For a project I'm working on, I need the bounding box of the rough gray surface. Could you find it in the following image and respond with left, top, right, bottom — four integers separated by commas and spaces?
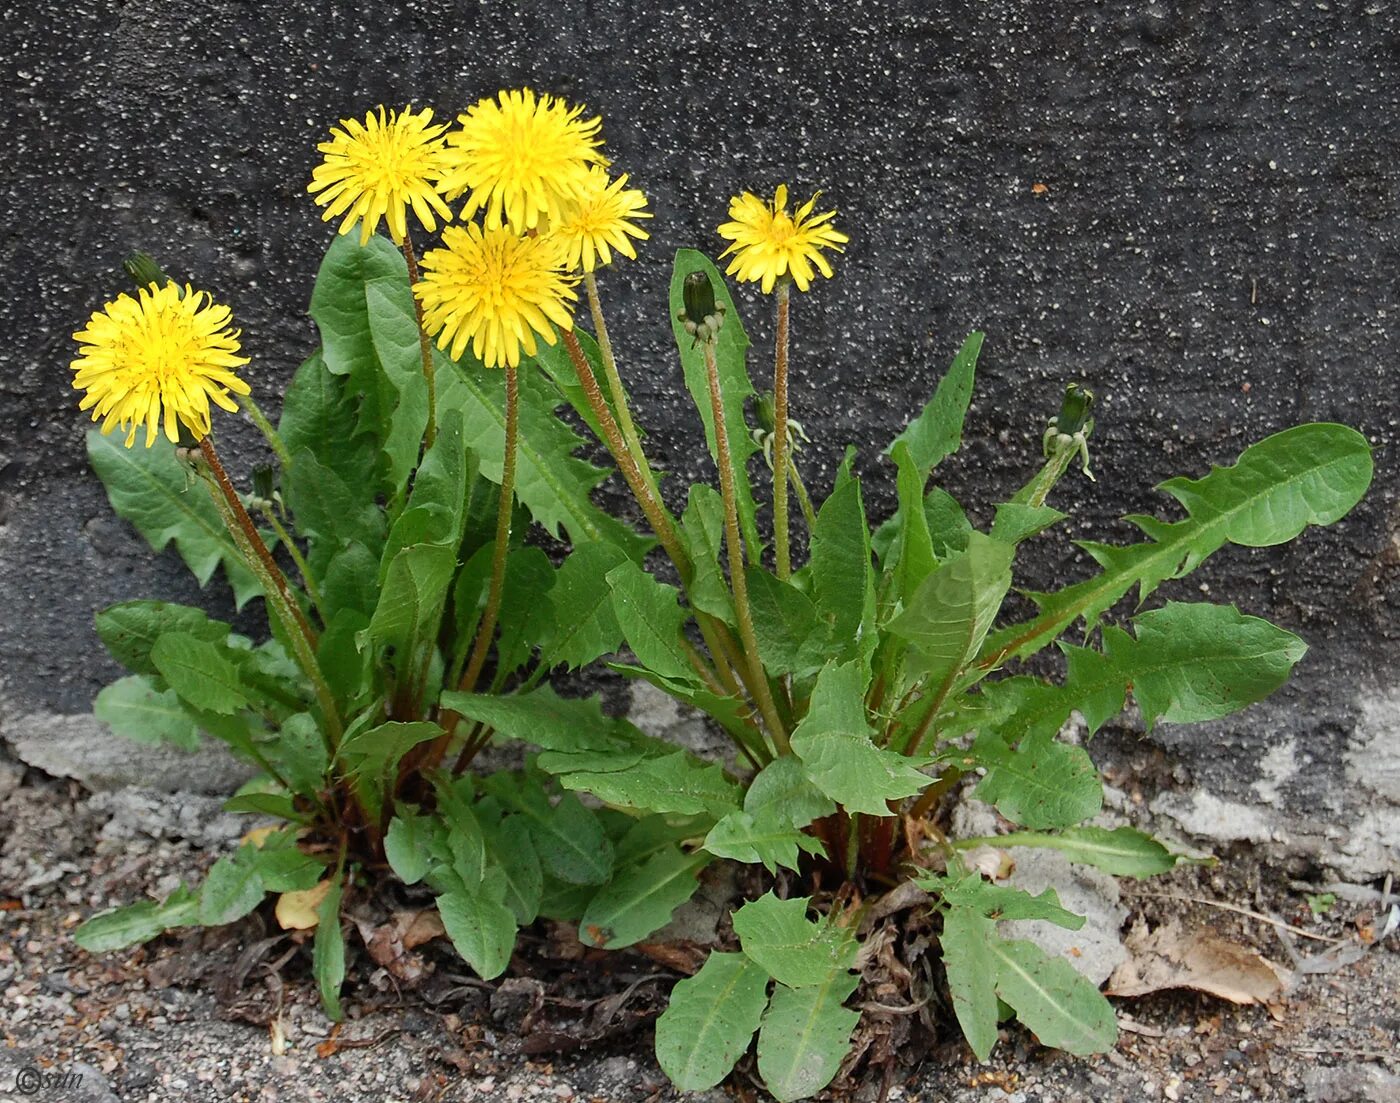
3, 3, 1397, 870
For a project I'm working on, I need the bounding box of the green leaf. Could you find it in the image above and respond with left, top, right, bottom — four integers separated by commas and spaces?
655, 952, 769, 1092
87, 431, 261, 608
888, 440, 939, 602
74, 885, 200, 953
732, 893, 857, 988
669, 249, 763, 559
756, 975, 861, 1103
198, 844, 268, 925
309, 234, 428, 502
939, 907, 1000, 1060
404, 407, 471, 549
265, 712, 329, 799
982, 423, 1374, 668
962, 826, 1196, 878
439, 352, 652, 560
970, 729, 1102, 829
987, 937, 1117, 1055
498, 790, 614, 887
95, 601, 231, 676
886, 332, 983, 478
320, 543, 380, 623
746, 568, 829, 677
278, 351, 376, 492
991, 502, 1067, 545
980, 602, 1308, 752
580, 848, 709, 948
606, 560, 696, 684
931, 868, 1085, 928
495, 547, 556, 677
439, 686, 657, 772
888, 531, 1014, 696
336, 721, 441, 782
94, 676, 201, 750
488, 816, 544, 925
252, 829, 326, 892
704, 809, 825, 872
283, 448, 386, 578
434, 776, 487, 890
313, 869, 346, 1021
808, 471, 876, 665
366, 542, 455, 695
560, 750, 742, 818
744, 756, 837, 829
384, 807, 436, 885
537, 542, 628, 671
437, 885, 517, 980
151, 633, 250, 716
681, 484, 735, 624
790, 662, 928, 815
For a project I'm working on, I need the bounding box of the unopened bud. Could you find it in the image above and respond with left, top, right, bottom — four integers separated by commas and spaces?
252, 464, 275, 503
682, 271, 717, 323
123, 252, 174, 292
1055, 383, 1094, 436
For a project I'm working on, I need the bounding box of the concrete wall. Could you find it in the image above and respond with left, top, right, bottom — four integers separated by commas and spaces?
4, 1, 1397, 875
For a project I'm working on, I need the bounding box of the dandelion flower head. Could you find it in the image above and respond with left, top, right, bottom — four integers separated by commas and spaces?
413, 222, 578, 369
308, 105, 454, 245
72, 282, 251, 448
717, 184, 849, 293
439, 88, 605, 233
551, 167, 652, 273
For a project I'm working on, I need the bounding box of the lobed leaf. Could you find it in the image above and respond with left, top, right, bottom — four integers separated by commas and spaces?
981, 423, 1373, 669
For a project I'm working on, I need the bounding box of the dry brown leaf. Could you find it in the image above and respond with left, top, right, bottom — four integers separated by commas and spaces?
1106, 918, 1292, 1005
275, 880, 332, 931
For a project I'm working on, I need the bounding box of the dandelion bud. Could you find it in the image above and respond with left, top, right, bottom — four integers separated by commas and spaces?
122, 252, 173, 292
253, 464, 276, 503
682, 271, 718, 326
1055, 383, 1095, 437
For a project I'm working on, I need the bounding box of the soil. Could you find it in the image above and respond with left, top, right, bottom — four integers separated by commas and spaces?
2, 751, 1397, 1103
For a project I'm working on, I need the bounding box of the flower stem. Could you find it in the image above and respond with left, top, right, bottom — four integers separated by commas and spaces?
702, 341, 789, 753
585, 271, 662, 506
772, 281, 792, 579
261, 507, 322, 615
1020, 438, 1077, 509
199, 439, 316, 652
238, 395, 292, 470
459, 363, 518, 694
400, 232, 437, 450
200, 458, 341, 751
562, 329, 689, 576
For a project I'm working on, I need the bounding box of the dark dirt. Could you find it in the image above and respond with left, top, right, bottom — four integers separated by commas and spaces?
3, 754, 1397, 1103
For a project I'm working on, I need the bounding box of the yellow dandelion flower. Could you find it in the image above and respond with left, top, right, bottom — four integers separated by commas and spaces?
438, 88, 605, 233
413, 223, 578, 369
717, 184, 850, 293
551, 167, 653, 273
72, 282, 251, 448
307, 105, 454, 246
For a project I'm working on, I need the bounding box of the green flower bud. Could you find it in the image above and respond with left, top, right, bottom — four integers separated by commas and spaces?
682, 271, 717, 323
1056, 383, 1095, 437
122, 251, 174, 292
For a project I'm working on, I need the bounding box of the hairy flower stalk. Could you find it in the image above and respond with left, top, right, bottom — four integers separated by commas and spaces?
718, 186, 846, 578
460, 364, 520, 695
695, 323, 789, 751
399, 231, 438, 447
197, 440, 342, 751
772, 280, 793, 578
561, 330, 687, 573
